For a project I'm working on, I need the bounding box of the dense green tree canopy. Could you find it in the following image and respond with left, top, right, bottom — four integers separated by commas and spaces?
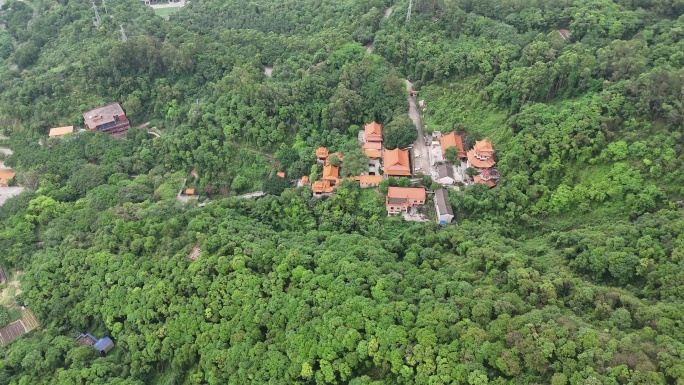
0, 0, 683, 383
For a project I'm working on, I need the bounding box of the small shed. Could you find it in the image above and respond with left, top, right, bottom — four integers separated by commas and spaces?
185, 188, 196, 195
94, 337, 115, 356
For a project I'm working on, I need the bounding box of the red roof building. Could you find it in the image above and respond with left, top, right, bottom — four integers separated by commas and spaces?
440, 132, 466, 158
82, 103, 130, 135
301, 176, 309, 185
277, 171, 286, 179
322, 165, 340, 182
316, 147, 329, 161
386, 187, 426, 214
467, 140, 496, 168
383, 148, 411, 177
365, 122, 383, 143
312, 180, 337, 195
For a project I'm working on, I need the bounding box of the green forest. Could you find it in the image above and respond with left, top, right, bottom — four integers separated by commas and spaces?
0, 0, 683, 383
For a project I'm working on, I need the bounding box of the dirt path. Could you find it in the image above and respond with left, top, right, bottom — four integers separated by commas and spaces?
264, 67, 273, 77
365, 43, 373, 53
233, 143, 281, 168
384, 7, 393, 18
406, 80, 430, 173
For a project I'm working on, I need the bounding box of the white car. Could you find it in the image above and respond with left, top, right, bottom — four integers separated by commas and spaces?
415, 154, 421, 157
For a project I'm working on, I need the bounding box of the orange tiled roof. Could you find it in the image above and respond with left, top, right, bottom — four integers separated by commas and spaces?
323, 165, 339, 181
440, 132, 466, 158
312, 180, 337, 193
48, 126, 74, 137
301, 176, 309, 185
473, 175, 497, 187
467, 140, 496, 168
0, 170, 16, 185
383, 148, 411, 176
387, 187, 426, 200
185, 188, 196, 195
364, 149, 382, 159
316, 147, 329, 159
355, 175, 383, 186
362, 141, 382, 150
277, 171, 286, 179
365, 122, 383, 142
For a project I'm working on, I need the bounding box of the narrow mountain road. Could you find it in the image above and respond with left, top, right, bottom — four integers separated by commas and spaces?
406, 80, 430, 173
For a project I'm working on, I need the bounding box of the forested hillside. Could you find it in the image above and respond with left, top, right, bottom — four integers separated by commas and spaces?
0, 0, 683, 384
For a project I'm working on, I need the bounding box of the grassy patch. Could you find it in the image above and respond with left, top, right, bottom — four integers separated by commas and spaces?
153, 7, 183, 20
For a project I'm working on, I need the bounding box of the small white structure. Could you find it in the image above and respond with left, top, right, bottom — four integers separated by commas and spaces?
434, 188, 454, 225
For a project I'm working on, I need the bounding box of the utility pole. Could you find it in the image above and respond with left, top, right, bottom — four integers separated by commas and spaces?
92, 2, 101, 26
119, 25, 128, 42
406, 0, 413, 23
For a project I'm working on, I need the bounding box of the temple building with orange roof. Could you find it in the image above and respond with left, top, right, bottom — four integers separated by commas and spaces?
277, 171, 286, 179
364, 122, 383, 143
312, 180, 337, 196
322, 165, 340, 182
473, 168, 500, 188
316, 147, 329, 163
301, 176, 309, 185
383, 148, 411, 177
467, 140, 496, 169
386, 187, 426, 214
440, 132, 466, 159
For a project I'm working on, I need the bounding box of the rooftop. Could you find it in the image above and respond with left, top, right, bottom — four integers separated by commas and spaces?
440, 132, 466, 158
316, 147, 329, 159
467, 139, 496, 168
473, 175, 497, 187
0, 170, 15, 185
48, 126, 74, 137
82, 103, 127, 130
323, 165, 340, 181
354, 175, 383, 185
434, 188, 453, 216
387, 186, 426, 201
312, 180, 336, 194
383, 148, 411, 176
301, 176, 309, 185
364, 149, 382, 158
436, 163, 454, 179
364, 121, 383, 141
